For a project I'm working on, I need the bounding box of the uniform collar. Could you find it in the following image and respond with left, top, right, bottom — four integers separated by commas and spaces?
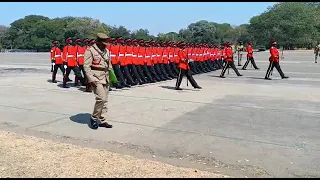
93, 44, 106, 53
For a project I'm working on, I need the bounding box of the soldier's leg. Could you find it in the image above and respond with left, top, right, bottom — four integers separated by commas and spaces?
121, 65, 136, 86
113, 64, 129, 88
170, 62, 179, 75
52, 64, 59, 83
264, 62, 274, 80
91, 83, 112, 128
72, 66, 85, 86
229, 61, 242, 76
63, 67, 72, 88
242, 57, 250, 70
273, 62, 288, 79
131, 65, 145, 84
160, 64, 172, 80
154, 64, 166, 81
136, 65, 147, 83
186, 70, 201, 89
175, 68, 185, 90
189, 62, 197, 74
220, 62, 229, 78
206, 60, 215, 71
142, 65, 155, 83
148, 65, 161, 82
250, 57, 259, 69
165, 63, 177, 78
315, 53, 318, 63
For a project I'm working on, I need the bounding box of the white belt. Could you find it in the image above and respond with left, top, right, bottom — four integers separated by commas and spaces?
54, 55, 61, 57
138, 55, 143, 58
163, 55, 167, 57
132, 55, 137, 57
191, 54, 195, 56
169, 55, 173, 57
210, 54, 214, 56
174, 55, 178, 57
145, 56, 151, 58
110, 55, 116, 57
67, 55, 74, 57
126, 54, 132, 57
156, 55, 160, 57
119, 54, 124, 57
187, 54, 191, 56
77, 54, 84, 57
152, 55, 156, 57
200, 54, 203, 56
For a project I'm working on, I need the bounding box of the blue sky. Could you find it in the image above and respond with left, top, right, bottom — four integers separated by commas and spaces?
0, 2, 276, 35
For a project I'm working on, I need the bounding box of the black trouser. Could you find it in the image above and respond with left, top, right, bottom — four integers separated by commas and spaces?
154, 64, 166, 80
170, 62, 179, 76
147, 65, 161, 81
121, 65, 136, 85
195, 61, 203, 73
189, 62, 199, 74
175, 68, 200, 89
63, 66, 85, 87
265, 61, 285, 78
52, 64, 65, 82
164, 63, 177, 78
142, 64, 155, 82
128, 64, 143, 83
220, 61, 241, 77
159, 64, 171, 79
242, 57, 259, 69
113, 63, 128, 86
77, 65, 87, 85
205, 60, 215, 71
136, 65, 147, 83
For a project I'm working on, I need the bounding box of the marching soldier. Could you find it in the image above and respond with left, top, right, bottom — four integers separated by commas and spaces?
220, 42, 242, 78
132, 39, 147, 84
236, 41, 244, 66
83, 33, 113, 129
74, 38, 87, 86
50, 40, 65, 83
314, 42, 320, 63
175, 42, 202, 90
242, 41, 259, 70
109, 38, 131, 88
265, 40, 289, 80
62, 37, 85, 88
137, 40, 156, 83
145, 41, 161, 82
119, 38, 137, 86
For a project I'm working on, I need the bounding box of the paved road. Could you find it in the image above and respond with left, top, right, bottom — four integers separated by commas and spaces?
0, 50, 319, 178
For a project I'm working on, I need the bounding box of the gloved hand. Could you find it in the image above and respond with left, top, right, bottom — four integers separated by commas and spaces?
63, 62, 67, 69
276, 56, 279, 59
51, 60, 55, 66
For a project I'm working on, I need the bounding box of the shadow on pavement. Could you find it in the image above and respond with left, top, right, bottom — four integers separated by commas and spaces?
70, 113, 97, 130
160, 85, 176, 90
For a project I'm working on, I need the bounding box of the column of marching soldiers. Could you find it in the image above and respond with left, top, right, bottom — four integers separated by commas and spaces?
50, 37, 288, 92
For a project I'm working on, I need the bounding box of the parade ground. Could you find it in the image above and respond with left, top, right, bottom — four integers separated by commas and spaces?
0, 50, 319, 178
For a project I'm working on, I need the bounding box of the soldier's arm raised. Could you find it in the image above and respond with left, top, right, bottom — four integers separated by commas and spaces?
83, 49, 95, 83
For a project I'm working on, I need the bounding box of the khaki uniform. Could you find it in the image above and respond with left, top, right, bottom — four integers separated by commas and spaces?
84, 44, 113, 120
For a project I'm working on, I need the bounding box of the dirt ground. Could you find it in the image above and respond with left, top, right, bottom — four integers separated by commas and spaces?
0, 131, 229, 178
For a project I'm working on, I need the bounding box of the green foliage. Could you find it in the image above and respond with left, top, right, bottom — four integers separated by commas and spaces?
2, 3, 320, 51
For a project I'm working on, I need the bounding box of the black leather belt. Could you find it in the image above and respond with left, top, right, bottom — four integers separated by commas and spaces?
91, 66, 107, 71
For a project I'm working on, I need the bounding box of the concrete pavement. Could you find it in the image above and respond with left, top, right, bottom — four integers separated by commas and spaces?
0, 50, 319, 178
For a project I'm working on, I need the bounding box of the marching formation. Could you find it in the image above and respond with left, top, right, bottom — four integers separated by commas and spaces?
50, 36, 289, 92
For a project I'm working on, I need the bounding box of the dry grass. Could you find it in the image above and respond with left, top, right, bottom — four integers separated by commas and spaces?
0, 131, 229, 178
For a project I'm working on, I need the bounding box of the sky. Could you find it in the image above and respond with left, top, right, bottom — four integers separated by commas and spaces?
0, 2, 277, 36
